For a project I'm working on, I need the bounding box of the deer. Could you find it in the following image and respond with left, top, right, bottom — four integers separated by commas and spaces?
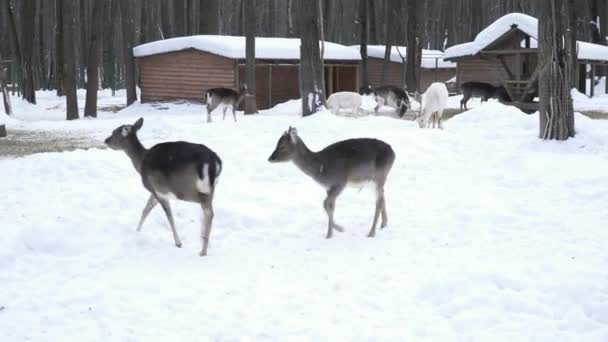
460, 81, 511, 111
104, 117, 222, 256
205, 83, 250, 123
415, 82, 449, 129
369, 85, 410, 118
268, 127, 396, 239
326, 91, 362, 116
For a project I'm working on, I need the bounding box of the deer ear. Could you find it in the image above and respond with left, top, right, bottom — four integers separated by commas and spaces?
133, 117, 144, 131
288, 127, 298, 142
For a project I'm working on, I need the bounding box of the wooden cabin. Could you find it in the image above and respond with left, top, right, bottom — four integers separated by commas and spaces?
444, 13, 608, 110
353, 45, 457, 92
133, 36, 360, 109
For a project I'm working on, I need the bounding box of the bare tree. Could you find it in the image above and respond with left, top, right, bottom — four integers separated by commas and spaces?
84, 0, 108, 118
120, 0, 137, 106
61, 0, 79, 120
20, 0, 36, 103
381, 0, 396, 84
298, 0, 325, 116
359, 0, 369, 89
405, 0, 422, 92
244, 0, 257, 114
538, 0, 575, 140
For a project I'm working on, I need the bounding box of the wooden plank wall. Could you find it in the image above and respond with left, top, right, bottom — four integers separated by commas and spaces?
139, 49, 235, 103
367, 58, 456, 91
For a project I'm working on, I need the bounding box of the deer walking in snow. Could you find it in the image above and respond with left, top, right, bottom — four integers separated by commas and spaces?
326, 91, 362, 116
268, 127, 396, 238
460, 81, 511, 111
205, 84, 250, 123
416, 82, 449, 129
105, 118, 222, 256
361, 85, 410, 118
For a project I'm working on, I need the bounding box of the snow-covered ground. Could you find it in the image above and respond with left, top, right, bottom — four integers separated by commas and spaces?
1, 90, 608, 341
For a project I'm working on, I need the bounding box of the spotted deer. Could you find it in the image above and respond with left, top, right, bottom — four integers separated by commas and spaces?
268, 127, 396, 238
205, 84, 250, 123
105, 118, 222, 256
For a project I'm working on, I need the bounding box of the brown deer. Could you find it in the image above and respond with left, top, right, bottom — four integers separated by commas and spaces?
268, 127, 396, 238
105, 118, 222, 256
205, 84, 250, 123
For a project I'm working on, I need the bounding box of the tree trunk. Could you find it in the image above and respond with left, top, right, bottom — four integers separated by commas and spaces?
405, 0, 419, 92
62, 0, 79, 120
538, 0, 575, 140
1, 66, 12, 115
359, 0, 369, 89
298, 0, 325, 116
21, 0, 37, 103
381, 0, 395, 84
84, 0, 107, 118
55, 0, 64, 96
244, 0, 257, 114
120, 0, 138, 106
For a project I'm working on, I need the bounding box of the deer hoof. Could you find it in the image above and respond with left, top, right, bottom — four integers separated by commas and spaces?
199, 251, 207, 257
175, 242, 182, 248
367, 232, 376, 238
325, 233, 333, 239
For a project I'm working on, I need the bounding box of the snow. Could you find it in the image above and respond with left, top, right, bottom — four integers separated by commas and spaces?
445, 13, 608, 63
2, 90, 608, 341
133, 35, 361, 61
351, 45, 456, 69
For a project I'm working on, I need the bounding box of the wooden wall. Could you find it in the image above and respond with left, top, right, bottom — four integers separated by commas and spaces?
366, 58, 456, 91
138, 49, 235, 102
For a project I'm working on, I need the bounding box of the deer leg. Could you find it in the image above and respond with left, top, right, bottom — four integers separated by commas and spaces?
206, 105, 212, 123
222, 106, 228, 120
156, 195, 182, 248
232, 105, 237, 122
438, 110, 444, 130
199, 193, 214, 256
136, 194, 158, 232
324, 185, 344, 239
369, 188, 385, 237
374, 98, 384, 114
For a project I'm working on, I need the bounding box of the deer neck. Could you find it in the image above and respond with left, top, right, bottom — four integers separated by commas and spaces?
124, 136, 148, 174
292, 138, 323, 181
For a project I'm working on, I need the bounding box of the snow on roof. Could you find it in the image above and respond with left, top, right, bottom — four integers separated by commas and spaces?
445, 13, 608, 63
351, 45, 456, 69
133, 35, 361, 61
444, 13, 538, 59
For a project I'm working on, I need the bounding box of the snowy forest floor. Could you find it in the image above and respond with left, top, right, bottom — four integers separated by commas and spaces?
1, 89, 608, 341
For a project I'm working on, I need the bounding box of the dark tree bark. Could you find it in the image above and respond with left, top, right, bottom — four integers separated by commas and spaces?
298, 0, 325, 116
244, 0, 257, 114
0, 65, 12, 115
120, 0, 138, 106
405, 0, 420, 92
538, 0, 575, 140
62, 0, 79, 120
55, 0, 64, 96
381, 0, 396, 84
359, 0, 369, 89
84, 0, 108, 118
20, 0, 36, 103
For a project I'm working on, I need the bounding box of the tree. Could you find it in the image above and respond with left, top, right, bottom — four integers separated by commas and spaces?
20, 0, 36, 103
84, 0, 108, 118
359, 0, 369, 89
381, 0, 396, 84
120, 0, 138, 106
405, 0, 423, 92
538, 0, 575, 140
243, 0, 257, 114
298, 0, 325, 116
61, 0, 79, 120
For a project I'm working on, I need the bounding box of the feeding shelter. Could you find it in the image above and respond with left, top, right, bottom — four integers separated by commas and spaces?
444, 13, 608, 111
133, 35, 361, 109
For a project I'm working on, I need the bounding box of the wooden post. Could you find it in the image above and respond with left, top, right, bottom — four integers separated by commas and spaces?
268, 65, 272, 108
328, 65, 334, 94
0, 124, 6, 138
434, 58, 438, 82
590, 64, 595, 98
578, 64, 587, 94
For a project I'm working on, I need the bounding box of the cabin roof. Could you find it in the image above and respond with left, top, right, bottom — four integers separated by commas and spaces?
133, 35, 361, 61
444, 13, 608, 63
350, 45, 456, 69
